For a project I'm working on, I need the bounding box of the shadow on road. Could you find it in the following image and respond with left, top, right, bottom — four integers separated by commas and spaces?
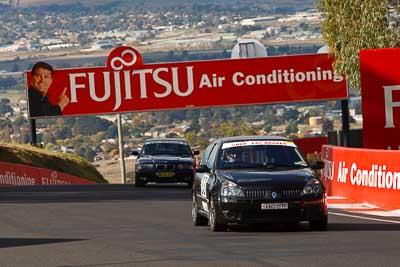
0, 184, 192, 203
226, 222, 400, 233
326, 222, 400, 231
227, 223, 310, 233
0, 238, 86, 248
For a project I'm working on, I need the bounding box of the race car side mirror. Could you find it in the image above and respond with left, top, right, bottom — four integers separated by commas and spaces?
195, 165, 210, 173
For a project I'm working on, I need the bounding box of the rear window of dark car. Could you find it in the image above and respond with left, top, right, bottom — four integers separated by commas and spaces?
142, 142, 192, 156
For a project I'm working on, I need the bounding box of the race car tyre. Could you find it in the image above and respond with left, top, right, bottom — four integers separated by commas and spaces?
135, 177, 146, 187
192, 193, 208, 226
209, 198, 227, 232
309, 215, 328, 231
284, 222, 299, 231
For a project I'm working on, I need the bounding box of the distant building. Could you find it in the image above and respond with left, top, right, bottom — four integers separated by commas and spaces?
309, 116, 323, 126
61, 145, 75, 154
278, 10, 323, 23
150, 37, 219, 49
92, 39, 123, 50
39, 38, 75, 50
101, 138, 117, 144
241, 16, 276, 26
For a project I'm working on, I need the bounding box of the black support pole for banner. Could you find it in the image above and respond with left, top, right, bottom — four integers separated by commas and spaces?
30, 119, 37, 146
341, 99, 350, 147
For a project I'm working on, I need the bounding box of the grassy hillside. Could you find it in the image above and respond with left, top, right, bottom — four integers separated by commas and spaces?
0, 142, 107, 183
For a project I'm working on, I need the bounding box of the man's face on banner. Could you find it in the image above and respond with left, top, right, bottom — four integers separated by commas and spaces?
31, 67, 53, 96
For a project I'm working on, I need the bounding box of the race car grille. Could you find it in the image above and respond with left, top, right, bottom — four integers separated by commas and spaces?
155, 164, 174, 170
243, 188, 267, 199
243, 188, 303, 199
282, 189, 303, 198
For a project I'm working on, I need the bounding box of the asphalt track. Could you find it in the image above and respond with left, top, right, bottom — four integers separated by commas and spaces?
0, 184, 399, 267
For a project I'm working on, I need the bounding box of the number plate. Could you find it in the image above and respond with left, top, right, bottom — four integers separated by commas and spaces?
157, 171, 174, 177
261, 203, 288, 210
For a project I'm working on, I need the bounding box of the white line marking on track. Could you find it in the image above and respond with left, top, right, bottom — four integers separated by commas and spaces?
328, 203, 378, 209
327, 196, 347, 200
329, 212, 400, 224
358, 210, 400, 217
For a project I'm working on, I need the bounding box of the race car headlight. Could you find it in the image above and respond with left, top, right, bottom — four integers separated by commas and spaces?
137, 164, 153, 170
221, 181, 244, 197
302, 178, 322, 195
177, 164, 194, 170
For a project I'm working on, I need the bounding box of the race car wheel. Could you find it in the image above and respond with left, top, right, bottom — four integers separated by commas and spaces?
135, 177, 146, 187
192, 193, 208, 226
309, 215, 328, 231
209, 198, 227, 232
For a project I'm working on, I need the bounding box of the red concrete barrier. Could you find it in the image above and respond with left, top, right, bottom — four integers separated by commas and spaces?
0, 162, 95, 186
321, 145, 400, 210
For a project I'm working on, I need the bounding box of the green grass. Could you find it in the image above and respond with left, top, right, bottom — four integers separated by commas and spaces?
0, 142, 108, 183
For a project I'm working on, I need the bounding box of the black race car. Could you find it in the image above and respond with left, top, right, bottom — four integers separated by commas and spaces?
132, 138, 199, 187
192, 136, 327, 232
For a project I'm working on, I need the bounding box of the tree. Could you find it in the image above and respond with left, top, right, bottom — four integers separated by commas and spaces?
264, 124, 273, 133
78, 33, 92, 46
107, 124, 118, 138
167, 51, 175, 61
285, 119, 298, 135
282, 109, 299, 123
239, 122, 256, 136
44, 143, 56, 150
132, 115, 141, 125
11, 63, 19, 72
185, 132, 197, 147
0, 98, 12, 115
43, 131, 57, 144
317, 0, 399, 90
14, 114, 26, 126
91, 131, 107, 143
219, 121, 237, 137
299, 22, 309, 31
0, 77, 17, 89
322, 118, 334, 134
189, 118, 201, 132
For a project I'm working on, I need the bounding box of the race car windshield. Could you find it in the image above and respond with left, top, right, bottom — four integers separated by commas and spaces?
142, 143, 192, 156
217, 144, 307, 170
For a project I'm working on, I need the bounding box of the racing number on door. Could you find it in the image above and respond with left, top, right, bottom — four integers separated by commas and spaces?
200, 174, 210, 198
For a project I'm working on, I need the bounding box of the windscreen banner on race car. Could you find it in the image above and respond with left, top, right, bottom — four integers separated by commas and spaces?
26, 46, 348, 119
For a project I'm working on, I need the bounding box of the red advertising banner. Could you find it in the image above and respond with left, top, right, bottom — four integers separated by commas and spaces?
0, 162, 95, 186
321, 145, 400, 210
26, 46, 347, 118
360, 48, 400, 149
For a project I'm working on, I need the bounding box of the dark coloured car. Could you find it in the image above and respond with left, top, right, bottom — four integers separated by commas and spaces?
132, 138, 199, 187
191, 136, 327, 232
